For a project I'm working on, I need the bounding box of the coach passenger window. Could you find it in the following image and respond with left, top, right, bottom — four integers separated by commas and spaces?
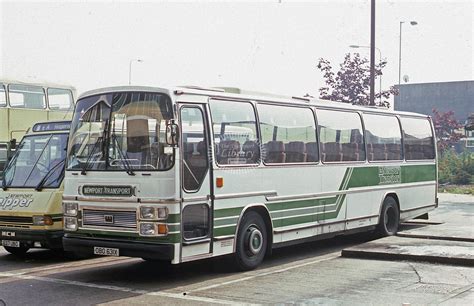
0, 85, 6, 107
48, 88, 73, 110
400, 117, 435, 160
8, 84, 46, 109
364, 114, 402, 161
258, 104, 318, 163
317, 109, 365, 162
209, 100, 259, 165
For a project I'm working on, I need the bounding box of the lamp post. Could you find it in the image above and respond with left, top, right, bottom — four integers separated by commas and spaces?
398, 21, 418, 85
350, 45, 382, 104
128, 59, 143, 85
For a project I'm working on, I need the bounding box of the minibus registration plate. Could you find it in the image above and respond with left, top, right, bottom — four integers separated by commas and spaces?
93, 246, 119, 256
2, 240, 20, 248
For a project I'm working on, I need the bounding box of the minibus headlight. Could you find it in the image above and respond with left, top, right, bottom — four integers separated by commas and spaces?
139, 222, 156, 236
139, 207, 156, 220
64, 217, 78, 231
33, 215, 53, 226
63, 202, 78, 216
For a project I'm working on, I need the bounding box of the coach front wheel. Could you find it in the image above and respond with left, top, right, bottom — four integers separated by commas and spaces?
234, 211, 268, 271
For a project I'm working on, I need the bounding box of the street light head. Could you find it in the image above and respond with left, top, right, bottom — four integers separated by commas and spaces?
349, 45, 360, 48
137, 59, 143, 63
410, 21, 418, 26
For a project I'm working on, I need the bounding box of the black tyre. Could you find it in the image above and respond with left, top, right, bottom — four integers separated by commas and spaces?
377, 196, 400, 236
4, 246, 29, 256
234, 211, 268, 271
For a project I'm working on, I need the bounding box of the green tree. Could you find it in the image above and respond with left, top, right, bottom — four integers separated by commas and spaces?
316, 53, 398, 107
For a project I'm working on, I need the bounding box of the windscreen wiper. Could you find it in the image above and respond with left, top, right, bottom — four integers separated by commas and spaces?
35, 159, 66, 191
110, 134, 135, 176
81, 136, 103, 175
1, 142, 25, 191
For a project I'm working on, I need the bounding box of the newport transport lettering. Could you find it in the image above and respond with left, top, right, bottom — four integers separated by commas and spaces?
82, 186, 134, 197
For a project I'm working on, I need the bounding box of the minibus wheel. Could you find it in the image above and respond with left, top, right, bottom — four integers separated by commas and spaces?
4, 246, 29, 256
377, 196, 400, 236
234, 211, 267, 271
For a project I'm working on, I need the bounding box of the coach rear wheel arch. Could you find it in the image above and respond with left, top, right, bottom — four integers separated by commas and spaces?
378, 196, 400, 236
234, 211, 268, 271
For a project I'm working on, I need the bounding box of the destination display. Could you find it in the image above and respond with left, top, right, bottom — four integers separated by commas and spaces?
82, 185, 134, 197
32, 121, 71, 132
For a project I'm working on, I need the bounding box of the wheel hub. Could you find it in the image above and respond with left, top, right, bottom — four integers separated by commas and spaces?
247, 226, 263, 255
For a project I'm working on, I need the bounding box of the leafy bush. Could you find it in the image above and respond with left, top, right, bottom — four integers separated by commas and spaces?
438, 149, 474, 185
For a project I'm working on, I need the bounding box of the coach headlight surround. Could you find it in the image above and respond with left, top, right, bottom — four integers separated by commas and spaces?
63, 202, 78, 216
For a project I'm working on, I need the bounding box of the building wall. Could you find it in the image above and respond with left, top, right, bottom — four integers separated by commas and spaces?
394, 80, 474, 153
394, 80, 474, 121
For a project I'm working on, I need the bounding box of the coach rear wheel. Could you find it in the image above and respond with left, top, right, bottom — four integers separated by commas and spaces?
378, 196, 400, 236
235, 211, 267, 271
4, 246, 29, 256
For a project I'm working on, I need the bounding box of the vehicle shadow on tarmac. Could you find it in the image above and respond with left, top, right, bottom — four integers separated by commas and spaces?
1, 223, 430, 290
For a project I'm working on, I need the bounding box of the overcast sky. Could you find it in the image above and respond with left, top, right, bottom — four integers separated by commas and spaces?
1, 0, 473, 101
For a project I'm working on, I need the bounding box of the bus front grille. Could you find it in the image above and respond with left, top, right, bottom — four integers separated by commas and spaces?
0, 216, 33, 225
82, 210, 137, 230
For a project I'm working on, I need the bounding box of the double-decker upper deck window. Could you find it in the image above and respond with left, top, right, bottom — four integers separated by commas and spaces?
258, 104, 318, 163
9, 84, 46, 109
401, 117, 435, 160
317, 109, 365, 162
364, 114, 402, 161
209, 100, 259, 165
0, 84, 6, 107
48, 88, 73, 110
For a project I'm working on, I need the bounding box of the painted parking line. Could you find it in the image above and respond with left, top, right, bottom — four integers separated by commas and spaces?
0, 272, 244, 305
0, 251, 340, 304
178, 251, 341, 294
0, 256, 137, 284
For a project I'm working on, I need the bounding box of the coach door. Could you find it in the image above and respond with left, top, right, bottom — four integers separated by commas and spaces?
179, 104, 213, 261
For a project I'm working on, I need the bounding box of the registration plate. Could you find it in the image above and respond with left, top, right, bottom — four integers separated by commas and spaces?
93, 246, 119, 256
2, 240, 20, 248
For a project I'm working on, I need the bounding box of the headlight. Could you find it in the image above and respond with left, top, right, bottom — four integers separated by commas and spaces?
139, 207, 156, 219
63, 202, 78, 216
139, 222, 156, 236
64, 217, 78, 231
33, 215, 54, 226
139, 206, 168, 220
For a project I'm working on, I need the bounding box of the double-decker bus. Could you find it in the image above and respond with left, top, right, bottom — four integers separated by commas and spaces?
0, 79, 76, 177
62, 86, 437, 270
1, 121, 71, 256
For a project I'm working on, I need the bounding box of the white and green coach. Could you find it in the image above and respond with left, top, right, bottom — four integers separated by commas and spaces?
62, 86, 437, 270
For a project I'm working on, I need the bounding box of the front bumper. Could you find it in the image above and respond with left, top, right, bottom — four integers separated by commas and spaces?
0, 228, 63, 249
63, 235, 174, 260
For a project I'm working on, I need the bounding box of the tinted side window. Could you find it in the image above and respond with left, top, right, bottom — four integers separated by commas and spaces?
209, 100, 259, 165
364, 114, 402, 161
317, 109, 365, 162
401, 117, 435, 160
258, 104, 318, 163
9, 84, 46, 109
0, 84, 6, 107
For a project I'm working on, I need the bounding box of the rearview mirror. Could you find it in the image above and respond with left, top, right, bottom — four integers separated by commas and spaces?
166, 121, 179, 146
9, 139, 16, 151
